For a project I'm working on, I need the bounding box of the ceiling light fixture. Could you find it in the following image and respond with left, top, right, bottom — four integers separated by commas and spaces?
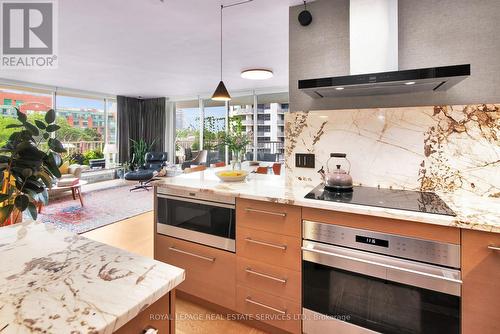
241, 69, 274, 80
405, 81, 416, 85
212, 0, 254, 101
335, 87, 345, 90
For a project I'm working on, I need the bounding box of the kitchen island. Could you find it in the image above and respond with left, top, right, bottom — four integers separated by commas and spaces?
0, 221, 185, 334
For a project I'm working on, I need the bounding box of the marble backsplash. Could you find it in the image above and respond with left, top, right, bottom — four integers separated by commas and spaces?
285, 104, 500, 197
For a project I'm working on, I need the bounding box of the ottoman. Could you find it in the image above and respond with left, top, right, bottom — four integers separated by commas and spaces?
124, 169, 156, 191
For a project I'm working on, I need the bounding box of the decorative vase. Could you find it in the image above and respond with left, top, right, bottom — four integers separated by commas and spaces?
231, 151, 242, 171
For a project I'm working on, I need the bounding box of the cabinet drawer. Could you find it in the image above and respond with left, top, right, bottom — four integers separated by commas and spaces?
155, 234, 236, 310
237, 226, 301, 271
237, 198, 301, 237
237, 257, 301, 303
236, 285, 301, 334
462, 230, 500, 334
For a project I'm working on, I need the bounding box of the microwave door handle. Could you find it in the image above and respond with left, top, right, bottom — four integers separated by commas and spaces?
157, 194, 235, 209
302, 246, 463, 285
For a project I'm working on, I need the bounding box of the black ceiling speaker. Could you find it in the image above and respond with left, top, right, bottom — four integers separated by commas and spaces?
298, 1, 312, 26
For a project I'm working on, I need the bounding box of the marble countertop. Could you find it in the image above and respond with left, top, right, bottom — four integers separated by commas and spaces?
0, 221, 185, 334
154, 168, 500, 234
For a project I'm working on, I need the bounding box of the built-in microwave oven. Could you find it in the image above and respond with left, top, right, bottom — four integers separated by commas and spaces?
156, 187, 236, 252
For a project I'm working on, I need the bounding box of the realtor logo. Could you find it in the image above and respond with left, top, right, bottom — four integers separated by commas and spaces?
1, 0, 58, 69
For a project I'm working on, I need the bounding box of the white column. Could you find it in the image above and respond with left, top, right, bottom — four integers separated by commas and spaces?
253, 92, 258, 161
225, 100, 229, 165
199, 97, 204, 151
165, 100, 176, 165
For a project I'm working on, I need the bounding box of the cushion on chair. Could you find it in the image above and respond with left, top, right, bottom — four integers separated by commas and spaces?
124, 170, 154, 181
144, 152, 168, 171
59, 161, 70, 174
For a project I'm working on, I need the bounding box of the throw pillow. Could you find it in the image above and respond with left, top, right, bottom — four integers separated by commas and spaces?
59, 161, 70, 175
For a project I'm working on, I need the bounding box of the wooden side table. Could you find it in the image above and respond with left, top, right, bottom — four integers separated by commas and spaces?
39, 180, 88, 213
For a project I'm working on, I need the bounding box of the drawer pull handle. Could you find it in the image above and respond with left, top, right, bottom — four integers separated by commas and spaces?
245, 208, 287, 217
246, 267, 287, 284
144, 327, 158, 334
488, 245, 500, 251
168, 246, 215, 262
245, 237, 287, 250
245, 297, 287, 315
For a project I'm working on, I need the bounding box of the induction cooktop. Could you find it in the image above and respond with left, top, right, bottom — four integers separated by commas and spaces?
305, 184, 456, 216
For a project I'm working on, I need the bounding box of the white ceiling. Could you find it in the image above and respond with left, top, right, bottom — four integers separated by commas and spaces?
0, 0, 301, 99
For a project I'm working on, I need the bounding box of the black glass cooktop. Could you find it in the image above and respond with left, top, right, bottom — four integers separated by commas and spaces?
305, 184, 456, 216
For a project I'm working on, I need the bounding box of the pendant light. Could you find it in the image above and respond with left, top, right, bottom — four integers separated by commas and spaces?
212, 5, 231, 101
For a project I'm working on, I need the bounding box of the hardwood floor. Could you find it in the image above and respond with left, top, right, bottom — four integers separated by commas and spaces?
82, 211, 154, 257
83, 211, 267, 334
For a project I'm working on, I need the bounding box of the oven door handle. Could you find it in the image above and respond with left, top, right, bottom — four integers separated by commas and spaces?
302, 246, 463, 285
157, 194, 235, 209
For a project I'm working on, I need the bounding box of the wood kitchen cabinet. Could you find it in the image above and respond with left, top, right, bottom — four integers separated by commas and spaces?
115, 292, 174, 334
235, 198, 302, 334
462, 229, 500, 334
155, 234, 236, 310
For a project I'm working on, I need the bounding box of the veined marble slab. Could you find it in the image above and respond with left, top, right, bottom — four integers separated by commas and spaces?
153, 168, 500, 233
284, 104, 500, 197
0, 221, 185, 334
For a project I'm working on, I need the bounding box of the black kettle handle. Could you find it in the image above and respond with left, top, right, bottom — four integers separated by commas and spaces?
330, 153, 347, 158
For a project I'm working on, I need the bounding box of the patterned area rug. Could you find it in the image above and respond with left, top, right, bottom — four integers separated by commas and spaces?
37, 185, 153, 234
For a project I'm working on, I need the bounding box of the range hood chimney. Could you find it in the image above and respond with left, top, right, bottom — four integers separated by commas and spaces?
299, 0, 470, 98
350, 0, 398, 75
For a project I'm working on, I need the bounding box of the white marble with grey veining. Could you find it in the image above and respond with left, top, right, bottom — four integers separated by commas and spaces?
154, 168, 500, 233
284, 104, 500, 197
0, 221, 185, 334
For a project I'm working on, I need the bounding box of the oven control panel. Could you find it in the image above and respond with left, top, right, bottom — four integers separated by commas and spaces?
302, 220, 460, 268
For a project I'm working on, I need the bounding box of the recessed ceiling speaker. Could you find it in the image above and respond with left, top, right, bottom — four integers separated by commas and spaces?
298, 1, 312, 26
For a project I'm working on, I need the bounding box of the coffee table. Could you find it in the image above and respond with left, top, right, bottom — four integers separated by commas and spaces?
38, 180, 88, 213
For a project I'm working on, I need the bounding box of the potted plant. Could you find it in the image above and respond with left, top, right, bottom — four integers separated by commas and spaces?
219, 117, 251, 170
0, 108, 66, 226
129, 138, 156, 170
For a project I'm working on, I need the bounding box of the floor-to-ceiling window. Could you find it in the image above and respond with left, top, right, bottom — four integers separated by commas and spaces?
254, 92, 288, 162
106, 98, 117, 145
174, 91, 288, 165
229, 95, 255, 161
55, 94, 106, 165
203, 100, 226, 165
175, 100, 201, 163
0, 86, 54, 147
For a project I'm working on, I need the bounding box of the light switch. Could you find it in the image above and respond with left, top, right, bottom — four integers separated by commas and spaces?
295, 153, 315, 168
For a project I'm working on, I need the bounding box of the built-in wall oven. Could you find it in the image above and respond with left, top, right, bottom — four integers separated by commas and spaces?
156, 188, 236, 252
302, 220, 462, 334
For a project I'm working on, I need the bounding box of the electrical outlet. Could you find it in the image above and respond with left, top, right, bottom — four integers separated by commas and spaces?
295, 153, 315, 168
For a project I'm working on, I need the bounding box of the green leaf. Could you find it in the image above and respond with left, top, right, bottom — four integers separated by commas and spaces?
43, 132, 50, 139
14, 194, 29, 211
45, 109, 56, 124
16, 108, 27, 123
25, 122, 39, 136
0, 193, 9, 203
38, 170, 53, 188
46, 124, 61, 132
0, 205, 14, 226
48, 138, 66, 153
26, 203, 38, 220
6, 123, 22, 129
34, 120, 46, 130
44, 152, 61, 178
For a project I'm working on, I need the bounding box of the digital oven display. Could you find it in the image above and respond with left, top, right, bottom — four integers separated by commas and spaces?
355, 235, 389, 247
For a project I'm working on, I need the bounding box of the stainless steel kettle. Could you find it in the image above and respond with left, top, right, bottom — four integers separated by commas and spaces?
318, 153, 353, 191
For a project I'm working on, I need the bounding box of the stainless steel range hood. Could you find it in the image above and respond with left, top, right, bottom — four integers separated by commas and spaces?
298, 0, 470, 98
298, 64, 471, 98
